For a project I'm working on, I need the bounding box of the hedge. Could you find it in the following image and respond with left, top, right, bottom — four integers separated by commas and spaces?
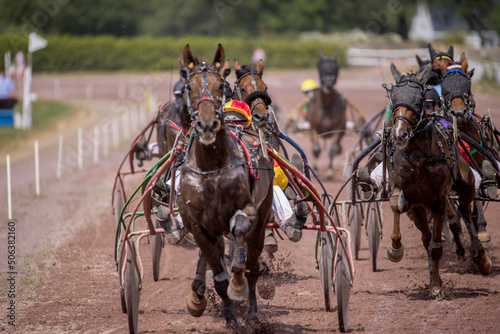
0, 33, 345, 72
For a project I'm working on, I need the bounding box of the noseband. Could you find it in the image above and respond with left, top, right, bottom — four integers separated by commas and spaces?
184, 62, 225, 122
234, 70, 272, 115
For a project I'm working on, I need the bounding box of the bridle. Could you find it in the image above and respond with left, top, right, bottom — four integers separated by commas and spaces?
233, 70, 272, 115
318, 59, 338, 88
183, 61, 225, 122
440, 68, 472, 115
390, 79, 426, 130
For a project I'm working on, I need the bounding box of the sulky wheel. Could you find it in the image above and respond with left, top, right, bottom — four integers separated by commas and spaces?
120, 287, 127, 314
114, 188, 125, 227
124, 241, 140, 334
335, 233, 351, 333
318, 231, 334, 311
367, 202, 381, 272
349, 203, 362, 260
149, 219, 164, 282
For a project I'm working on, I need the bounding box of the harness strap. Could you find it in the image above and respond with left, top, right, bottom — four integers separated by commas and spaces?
168, 122, 188, 135
229, 130, 255, 180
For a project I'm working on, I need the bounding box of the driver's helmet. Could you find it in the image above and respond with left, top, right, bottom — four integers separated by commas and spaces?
223, 100, 251, 126
301, 79, 318, 92
425, 88, 442, 108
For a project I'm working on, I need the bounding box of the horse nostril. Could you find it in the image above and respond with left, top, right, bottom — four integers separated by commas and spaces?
252, 113, 263, 122
210, 120, 220, 132
195, 121, 204, 133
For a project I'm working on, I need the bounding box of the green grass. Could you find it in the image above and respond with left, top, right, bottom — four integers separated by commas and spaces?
0, 100, 75, 151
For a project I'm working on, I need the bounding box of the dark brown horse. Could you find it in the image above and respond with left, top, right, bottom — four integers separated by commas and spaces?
308, 51, 347, 179
385, 63, 492, 298
439, 53, 498, 247
177, 44, 274, 329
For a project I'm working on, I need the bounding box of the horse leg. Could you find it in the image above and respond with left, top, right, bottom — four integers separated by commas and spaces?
424, 208, 445, 298
474, 201, 491, 248
244, 224, 267, 326
311, 129, 321, 171
446, 201, 465, 259
448, 212, 465, 259
456, 202, 492, 276
227, 205, 257, 302
186, 252, 208, 317
388, 191, 405, 262
190, 233, 238, 328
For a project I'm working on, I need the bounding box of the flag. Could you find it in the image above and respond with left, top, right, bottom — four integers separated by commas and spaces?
28, 33, 48, 53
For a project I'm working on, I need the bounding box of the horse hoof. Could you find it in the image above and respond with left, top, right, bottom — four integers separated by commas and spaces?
186, 292, 207, 317
478, 231, 492, 248
429, 286, 443, 300
387, 243, 404, 262
257, 276, 275, 300
477, 255, 493, 276
227, 277, 248, 302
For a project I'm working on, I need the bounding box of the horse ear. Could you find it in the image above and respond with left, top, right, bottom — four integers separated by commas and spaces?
222, 59, 231, 79
183, 44, 196, 71
178, 57, 185, 68
461, 57, 469, 73
459, 52, 466, 64
319, 50, 325, 59
332, 51, 339, 62
468, 68, 475, 79
417, 64, 432, 84
234, 59, 241, 72
447, 45, 454, 59
256, 59, 264, 76
390, 63, 403, 82
428, 43, 437, 61
212, 43, 225, 71
416, 55, 424, 67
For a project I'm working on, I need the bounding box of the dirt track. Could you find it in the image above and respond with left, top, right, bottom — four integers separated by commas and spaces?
1, 63, 499, 333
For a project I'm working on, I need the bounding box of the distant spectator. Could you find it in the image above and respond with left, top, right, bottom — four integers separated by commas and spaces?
0, 70, 18, 109
252, 47, 266, 65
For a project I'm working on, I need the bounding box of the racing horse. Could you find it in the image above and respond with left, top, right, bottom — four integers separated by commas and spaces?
177, 44, 274, 329
233, 59, 271, 130
385, 63, 492, 298
308, 51, 347, 179
438, 53, 499, 248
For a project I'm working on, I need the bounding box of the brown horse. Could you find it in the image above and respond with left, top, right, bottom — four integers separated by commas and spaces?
233, 60, 271, 130
177, 44, 274, 329
439, 53, 498, 247
428, 43, 454, 83
308, 51, 347, 179
385, 63, 492, 298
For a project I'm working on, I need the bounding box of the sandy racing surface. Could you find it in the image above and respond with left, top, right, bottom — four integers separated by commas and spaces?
1, 62, 499, 333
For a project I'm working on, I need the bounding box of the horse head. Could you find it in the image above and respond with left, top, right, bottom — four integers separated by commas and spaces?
233, 60, 270, 129
385, 63, 431, 149
439, 53, 474, 126
181, 43, 231, 145
318, 51, 339, 92
428, 43, 454, 82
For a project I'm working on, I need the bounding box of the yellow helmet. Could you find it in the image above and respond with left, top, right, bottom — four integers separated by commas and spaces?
301, 79, 318, 92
